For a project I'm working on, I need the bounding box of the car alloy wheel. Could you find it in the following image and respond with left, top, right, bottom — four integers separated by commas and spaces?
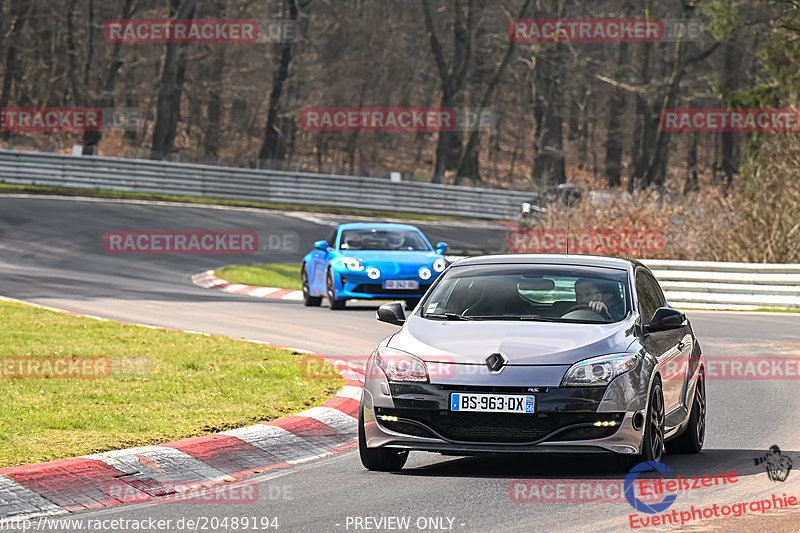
694, 373, 706, 446
301, 265, 322, 307
646, 382, 666, 462
327, 269, 346, 310
619, 379, 665, 470
667, 370, 705, 454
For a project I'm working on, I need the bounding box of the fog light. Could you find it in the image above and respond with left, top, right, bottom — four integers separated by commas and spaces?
379, 415, 398, 422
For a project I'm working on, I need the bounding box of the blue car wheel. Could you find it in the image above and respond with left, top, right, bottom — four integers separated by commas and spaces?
327, 269, 346, 310
302, 264, 322, 307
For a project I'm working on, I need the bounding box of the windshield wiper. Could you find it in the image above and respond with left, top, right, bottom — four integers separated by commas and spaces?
424, 313, 474, 321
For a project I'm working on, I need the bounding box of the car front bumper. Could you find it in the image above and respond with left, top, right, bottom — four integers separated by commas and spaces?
336, 270, 436, 299
361, 356, 654, 455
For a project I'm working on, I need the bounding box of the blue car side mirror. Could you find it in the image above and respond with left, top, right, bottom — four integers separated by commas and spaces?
436, 242, 448, 254
314, 240, 328, 251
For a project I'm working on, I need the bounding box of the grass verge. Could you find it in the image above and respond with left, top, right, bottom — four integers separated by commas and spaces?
0, 300, 341, 468
0, 183, 474, 222
215, 263, 302, 290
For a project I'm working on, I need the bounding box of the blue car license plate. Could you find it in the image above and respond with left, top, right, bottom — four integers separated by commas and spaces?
450, 393, 535, 413
383, 280, 419, 290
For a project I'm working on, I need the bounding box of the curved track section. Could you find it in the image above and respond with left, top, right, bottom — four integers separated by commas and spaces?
2, 195, 800, 532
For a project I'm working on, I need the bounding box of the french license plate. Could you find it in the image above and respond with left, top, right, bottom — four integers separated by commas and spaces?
383, 280, 419, 290
450, 393, 535, 413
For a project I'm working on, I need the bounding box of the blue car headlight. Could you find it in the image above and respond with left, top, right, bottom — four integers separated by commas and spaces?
432, 258, 447, 272
418, 267, 432, 280
342, 258, 365, 271
561, 353, 639, 386
367, 267, 381, 279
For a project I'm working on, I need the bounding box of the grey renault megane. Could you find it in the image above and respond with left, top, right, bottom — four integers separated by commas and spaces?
358, 254, 706, 471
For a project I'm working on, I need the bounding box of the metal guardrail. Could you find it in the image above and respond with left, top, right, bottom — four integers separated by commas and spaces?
443, 256, 800, 310
0, 150, 533, 220
643, 260, 800, 310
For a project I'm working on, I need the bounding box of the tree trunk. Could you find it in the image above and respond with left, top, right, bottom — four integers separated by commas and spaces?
719, 41, 738, 189
421, 0, 473, 183
532, 46, 566, 187
258, 0, 300, 162
82, 0, 136, 154
0, 0, 31, 139
604, 41, 628, 187
684, 129, 698, 193
454, 0, 531, 184
150, 0, 197, 160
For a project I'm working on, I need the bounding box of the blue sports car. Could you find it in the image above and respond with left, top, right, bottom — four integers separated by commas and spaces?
301, 223, 449, 310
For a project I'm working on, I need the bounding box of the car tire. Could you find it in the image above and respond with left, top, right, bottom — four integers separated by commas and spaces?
301, 265, 322, 307
404, 298, 421, 310
667, 370, 705, 454
617, 379, 666, 471
327, 269, 346, 310
358, 404, 408, 471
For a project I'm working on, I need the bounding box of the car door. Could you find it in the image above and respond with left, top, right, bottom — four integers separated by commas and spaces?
636, 269, 691, 418
311, 228, 336, 293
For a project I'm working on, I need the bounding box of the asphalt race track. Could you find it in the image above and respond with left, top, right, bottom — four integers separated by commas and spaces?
2, 195, 800, 532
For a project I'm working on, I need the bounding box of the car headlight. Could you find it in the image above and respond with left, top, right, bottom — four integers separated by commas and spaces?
561, 353, 639, 386
418, 267, 432, 280
432, 258, 447, 272
367, 267, 381, 279
343, 258, 364, 271
375, 347, 429, 382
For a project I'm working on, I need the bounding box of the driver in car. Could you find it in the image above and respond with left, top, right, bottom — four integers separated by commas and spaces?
574, 279, 624, 320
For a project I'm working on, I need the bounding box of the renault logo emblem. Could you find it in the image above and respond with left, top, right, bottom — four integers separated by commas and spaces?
485, 352, 508, 373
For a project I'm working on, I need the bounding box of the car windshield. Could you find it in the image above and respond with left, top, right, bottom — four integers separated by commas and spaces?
339, 229, 431, 251
422, 264, 631, 323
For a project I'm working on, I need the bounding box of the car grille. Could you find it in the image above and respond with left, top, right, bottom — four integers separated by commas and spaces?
547, 425, 621, 442
354, 284, 431, 295
376, 409, 623, 444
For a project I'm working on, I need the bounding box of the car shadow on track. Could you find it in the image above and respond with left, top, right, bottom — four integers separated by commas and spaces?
395, 448, 798, 481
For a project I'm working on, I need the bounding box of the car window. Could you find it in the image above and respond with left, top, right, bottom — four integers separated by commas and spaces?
326, 229, 337, 248
339, 229, 431, 251
635, 269, 661, 324
423, 264, 630, 323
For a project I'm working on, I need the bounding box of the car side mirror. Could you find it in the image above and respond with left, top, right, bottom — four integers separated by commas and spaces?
436, 242, 449, 254
377, 302, 406, 326
645, 307, 686, 333
314, 240, 328, 251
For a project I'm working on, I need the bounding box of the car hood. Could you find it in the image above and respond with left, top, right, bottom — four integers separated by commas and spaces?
389, 315, 636, 365
339, 250, 439, 265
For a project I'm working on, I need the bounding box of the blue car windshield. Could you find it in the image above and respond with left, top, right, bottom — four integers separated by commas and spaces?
339, 229, 431, 251
422, 265, 631, 323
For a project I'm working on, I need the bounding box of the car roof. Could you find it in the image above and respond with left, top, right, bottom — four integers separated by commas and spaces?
337, 222, 421, 231
453, 253, 640, 271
